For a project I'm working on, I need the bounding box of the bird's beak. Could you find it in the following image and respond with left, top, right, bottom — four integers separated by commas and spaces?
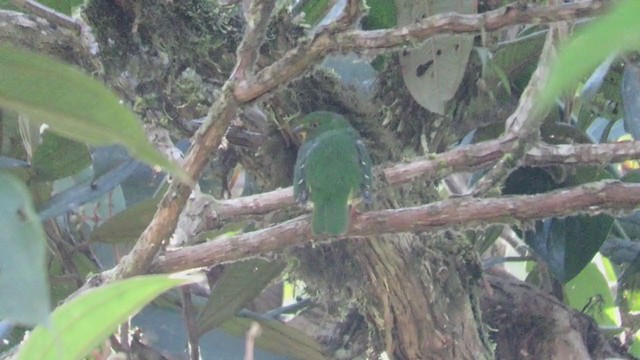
292, 125, 307, 142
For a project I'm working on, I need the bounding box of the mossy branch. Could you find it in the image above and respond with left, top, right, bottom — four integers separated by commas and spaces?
181, 139, 640, 235
234, 1, 606, 102
111, 0, 277, 279
152, 180, 640, 273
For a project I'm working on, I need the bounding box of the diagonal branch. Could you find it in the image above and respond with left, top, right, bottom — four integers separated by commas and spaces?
234, 0, 607, 102
11, 0, 80, 32
470, 22, 559, 195
110, 0, 277, 279
152, 180, 640, 273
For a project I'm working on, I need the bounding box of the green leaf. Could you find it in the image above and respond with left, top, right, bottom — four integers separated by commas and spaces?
539, 0, 640, 109
619, 245, 640, 312
297, 0, 332, 26
631, 331, 640, 358
221, 317, 327, 360
473, 224, 503, 254
197, 259, 285, 336
18, 273, 200, 360
49, 252, 98, 306
89, 196, 160, 243
524, 215, 613, 283
362, 0, 396, 30
565, 262, 619, 326
31, 131, 91, 181
494, 29, 546, 92
0, 172, 50, 326
0, 45, 190, 184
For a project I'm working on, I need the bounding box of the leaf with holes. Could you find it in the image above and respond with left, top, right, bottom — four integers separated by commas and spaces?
396, 0, 476, 114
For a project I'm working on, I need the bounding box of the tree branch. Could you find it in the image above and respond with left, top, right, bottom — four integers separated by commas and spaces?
110, 0, 277, 279
471, 23, 558, 195
176, 139, 640, 241
152, 180, 640, 273
0, 10, 97, 71
11, 0, 80, 32
385, 140, 640, 186
234, 0, 607, 102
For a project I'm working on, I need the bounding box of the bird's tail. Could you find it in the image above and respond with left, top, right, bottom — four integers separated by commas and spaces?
312, 193, 349, 236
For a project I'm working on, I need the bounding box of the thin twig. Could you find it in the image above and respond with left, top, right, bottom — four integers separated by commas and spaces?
181, 286, 200, 360
244, 322, 262, 360
384, 140, 640, 186
183, 139, 640, 236
472, 24, 557, 195
152, 180, 640, 273
231, 0, 277, 80
109, 0, 277, 280
234, 1, 607, 102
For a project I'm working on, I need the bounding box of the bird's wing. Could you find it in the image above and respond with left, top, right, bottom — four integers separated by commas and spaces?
354, 138, 373, 205
293, 141, 315, 204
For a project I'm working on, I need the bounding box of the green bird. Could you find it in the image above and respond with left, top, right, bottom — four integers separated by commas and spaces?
293, 111, 373, 235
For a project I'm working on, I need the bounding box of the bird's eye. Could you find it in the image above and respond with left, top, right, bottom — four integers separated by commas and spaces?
311, 122, 318, 128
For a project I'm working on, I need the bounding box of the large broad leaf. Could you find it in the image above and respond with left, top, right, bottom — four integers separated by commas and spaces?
619, 248, 640, 312
48, 252, 98, 306
18, 273, 200, 360
632, 331, 640, 359
565, 261, 619, 326
221, 316, 327, 360
524, 215, 613, 283
197, 259, 285, 336
0, 45, 190, 183
90, 196, 160, 243
494, 29, 546, 93
38, 159, 140, 220
0, 172, 50, 326
396, 0, 476, 114
31, 131, 91, 182
580, 55, 616, 104
539, 0, 640, 110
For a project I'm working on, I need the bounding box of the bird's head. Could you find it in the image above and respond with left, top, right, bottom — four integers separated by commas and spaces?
292, 111, 352, 142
